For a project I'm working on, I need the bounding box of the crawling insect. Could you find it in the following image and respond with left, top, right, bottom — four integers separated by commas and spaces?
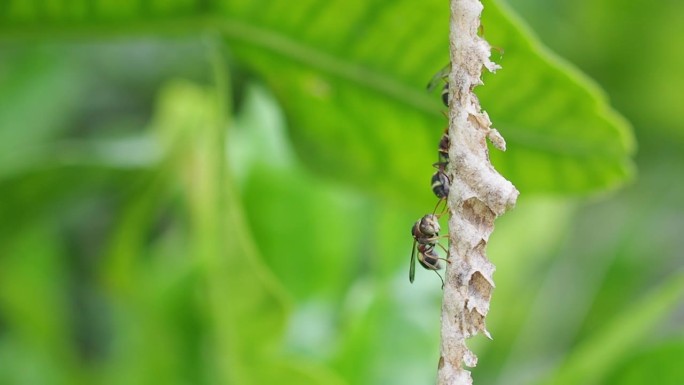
409, 214, 449, 285
432, 129, 451, 216
431, 165, 450, 216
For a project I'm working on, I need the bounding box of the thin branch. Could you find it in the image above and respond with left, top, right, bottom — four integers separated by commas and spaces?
437, 1, 519, 384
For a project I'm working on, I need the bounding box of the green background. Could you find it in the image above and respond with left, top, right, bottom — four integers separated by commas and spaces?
0, 0, 682, 384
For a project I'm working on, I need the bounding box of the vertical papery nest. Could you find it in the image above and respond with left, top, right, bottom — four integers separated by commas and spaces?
437, 1, 519, 384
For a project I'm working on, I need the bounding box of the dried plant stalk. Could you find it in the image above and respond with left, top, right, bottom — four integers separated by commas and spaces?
437, 1, 519, 384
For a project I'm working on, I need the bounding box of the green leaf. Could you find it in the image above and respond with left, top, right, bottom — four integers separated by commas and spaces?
217, 0, 635, 196
481, 0, 635, 194
0, 0, 634, 199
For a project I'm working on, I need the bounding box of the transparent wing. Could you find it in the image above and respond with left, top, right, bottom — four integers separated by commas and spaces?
426, 63, 451, 92
409, 240, 417, 283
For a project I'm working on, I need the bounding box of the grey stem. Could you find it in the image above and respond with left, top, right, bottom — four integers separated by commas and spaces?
436, 1, 519, 384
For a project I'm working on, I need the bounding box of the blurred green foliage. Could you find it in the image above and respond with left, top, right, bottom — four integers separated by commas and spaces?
0, 1, 682, 385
